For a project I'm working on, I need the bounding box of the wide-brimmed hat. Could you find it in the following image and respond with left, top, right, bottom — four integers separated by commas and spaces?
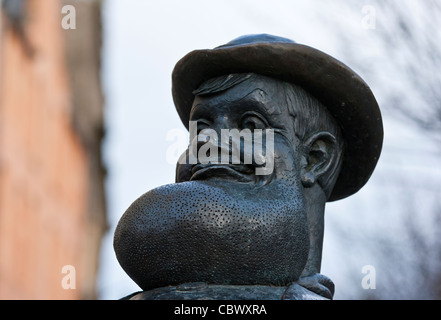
171, 34, 383, 201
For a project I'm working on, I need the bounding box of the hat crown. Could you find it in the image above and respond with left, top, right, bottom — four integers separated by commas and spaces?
216, 33, 296, 49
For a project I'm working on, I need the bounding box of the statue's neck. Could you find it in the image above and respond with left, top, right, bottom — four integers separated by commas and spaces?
301, 184, 326, 277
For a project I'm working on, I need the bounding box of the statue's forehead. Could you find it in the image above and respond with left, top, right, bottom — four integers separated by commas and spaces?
191, 77, 285, 116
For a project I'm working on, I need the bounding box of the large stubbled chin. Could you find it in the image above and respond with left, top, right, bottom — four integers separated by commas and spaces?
114, 180, 310, 291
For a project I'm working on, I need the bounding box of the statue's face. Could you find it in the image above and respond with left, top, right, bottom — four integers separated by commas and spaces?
183, 76, 303, 187
114, 76, 310, 291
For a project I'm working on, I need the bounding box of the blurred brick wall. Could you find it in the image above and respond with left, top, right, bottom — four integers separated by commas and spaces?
0, 0, 106, 299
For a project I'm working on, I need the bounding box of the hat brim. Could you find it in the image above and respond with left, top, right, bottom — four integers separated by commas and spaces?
171, 42, 383, 201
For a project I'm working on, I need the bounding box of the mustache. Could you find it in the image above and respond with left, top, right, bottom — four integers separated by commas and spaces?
176, 150, 275, 187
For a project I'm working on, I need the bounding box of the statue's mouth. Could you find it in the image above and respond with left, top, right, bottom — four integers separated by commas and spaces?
190, 163, 254, 182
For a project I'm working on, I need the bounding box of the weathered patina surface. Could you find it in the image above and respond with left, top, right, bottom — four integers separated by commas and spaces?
114, 34, 383, 300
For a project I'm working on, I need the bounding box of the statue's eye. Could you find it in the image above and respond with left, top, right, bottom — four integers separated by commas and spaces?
196, 120, 210, 133
241, 113, 268, 130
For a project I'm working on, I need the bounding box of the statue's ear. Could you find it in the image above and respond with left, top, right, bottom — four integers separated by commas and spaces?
300, 131, 339, 188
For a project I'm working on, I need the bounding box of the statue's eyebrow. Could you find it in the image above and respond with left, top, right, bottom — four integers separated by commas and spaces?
232, 89, 282, 116
189, 103, 209, 120
190, 88, 271, 119
225, 88, 268, 109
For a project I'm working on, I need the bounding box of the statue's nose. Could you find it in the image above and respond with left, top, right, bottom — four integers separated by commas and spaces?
194, 116, 232, 146
191, 120, 243, 164
196, 130, 219, 149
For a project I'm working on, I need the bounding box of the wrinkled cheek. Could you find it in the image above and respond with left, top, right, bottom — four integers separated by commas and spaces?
271, 135, 303, 182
